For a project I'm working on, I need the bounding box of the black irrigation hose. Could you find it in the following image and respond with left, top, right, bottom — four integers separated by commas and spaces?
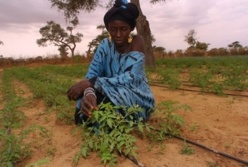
152, 128, 248, 166
147, 82, 248, 165
149, 82, 248, 98
117, 151, 145, 167
125, 132, 248, 167
173, 135, 248, 166
124, 127, 248, 166
122, 130, 248, 167
125, 155, 145, 167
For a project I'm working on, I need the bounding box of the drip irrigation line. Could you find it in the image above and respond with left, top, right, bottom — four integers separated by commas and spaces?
149, 82, 248, 98
152, 128, 248, 166
116, 150, 145, 167
123, 129, 248, 166
125, 155, 145, 167
173, 135, 248, 165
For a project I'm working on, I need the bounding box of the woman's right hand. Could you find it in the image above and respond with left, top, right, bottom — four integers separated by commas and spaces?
67, 79, 92, 101
81, 94, 98, 118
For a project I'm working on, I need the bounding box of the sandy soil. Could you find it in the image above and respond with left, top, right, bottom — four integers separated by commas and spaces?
3, 78, 248, 167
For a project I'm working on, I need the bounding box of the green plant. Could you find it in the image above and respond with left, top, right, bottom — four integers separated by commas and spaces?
180, 141, 195, 155
155, 101, 192, 136
25, 157, 50, 167
158, 68, 181, 89
0, 132, 31, 166
47, 147, 56, 157
211, 83, 224, 95
0, 125, 50, 166
188, 123, 199, 132
0, 69, 52, 166
73, 103, 151, 167
189, 70, 213, 91
206, 161, 218, 167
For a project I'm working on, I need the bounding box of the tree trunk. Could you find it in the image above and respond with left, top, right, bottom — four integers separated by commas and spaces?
131, 0, 155, 68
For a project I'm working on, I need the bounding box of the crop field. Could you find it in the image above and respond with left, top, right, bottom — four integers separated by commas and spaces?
0, 56, 247, 167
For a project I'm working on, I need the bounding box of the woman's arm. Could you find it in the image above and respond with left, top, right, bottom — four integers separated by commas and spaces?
67, 39, 106, 100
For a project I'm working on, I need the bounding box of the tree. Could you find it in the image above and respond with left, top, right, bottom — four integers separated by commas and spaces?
37, 18, 83, 57
228, 41, 243, 49
58, 44, 69, 58
87, 25, 109, 57
228, 41, 243, 56
195, 41, 209, 51
153, 46, 165, 53
153, 46, 166, 58
185, 29, 197, 48
185, 29, 209, 51
0, 40, 3, 57
131, 0, 155, 67
48, 0, 167, 67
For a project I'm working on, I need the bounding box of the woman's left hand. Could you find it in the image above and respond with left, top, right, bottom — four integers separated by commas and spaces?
67, 79, 92, 101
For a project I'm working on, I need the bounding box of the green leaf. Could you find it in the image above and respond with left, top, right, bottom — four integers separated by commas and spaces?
129, 121, 134, 127
137, 123, 144, 133
81, 147, 88, 157
73, 152, 80, 165
99, 114, 107, 123
107, 119, 113, 128
88, 140, 93, 149
125, 128, 132, 133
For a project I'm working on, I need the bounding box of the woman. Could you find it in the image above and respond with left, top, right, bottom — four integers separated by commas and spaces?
67, 0, 155, 124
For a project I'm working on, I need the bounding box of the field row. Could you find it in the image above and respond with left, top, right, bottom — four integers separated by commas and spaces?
148, 56, 248, 95
0, 56, 247, 166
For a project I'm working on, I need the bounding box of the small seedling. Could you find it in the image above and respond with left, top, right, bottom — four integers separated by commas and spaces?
180, 141, 195, 155
189, 123, 199, 132
206, 161, 218, 167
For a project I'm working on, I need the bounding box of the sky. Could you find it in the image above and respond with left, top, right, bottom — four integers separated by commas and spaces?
0, 0, 248, 59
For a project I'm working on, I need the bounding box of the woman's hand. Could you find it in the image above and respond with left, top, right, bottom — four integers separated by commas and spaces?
67, 79, 92, 101
81, 94, 98, 118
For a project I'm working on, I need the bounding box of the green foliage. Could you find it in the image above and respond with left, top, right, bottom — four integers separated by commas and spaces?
0, 125, 49, 167
189, 70, 213, 91
74, 103, 151, 166
1, 126, 50, 166
2, 61, 246, 166
207, 161, 219, 167
88, 25, 109, 54
0, 69, 51, 166
153, 56, 248, 94
222, 65, 247, 90
155, 101, 191, 136
157, 68, 181, 89
0, 65, 194, 166
1, 69, 26, 129
211, 83, 224, 96
49, 0, 99, 19
72, 100, 189, 166
180, 141, 195, 155
25, 157, 50, 167
9, 66, 75, 124
0, 132, 30, 166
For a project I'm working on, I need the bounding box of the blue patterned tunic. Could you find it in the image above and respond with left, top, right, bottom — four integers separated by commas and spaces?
78, 38, 155, 120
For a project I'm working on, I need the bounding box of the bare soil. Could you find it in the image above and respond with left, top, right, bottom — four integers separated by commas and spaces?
3, 77, 248, 167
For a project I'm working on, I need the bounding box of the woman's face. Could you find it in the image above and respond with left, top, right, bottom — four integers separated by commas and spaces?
108, 20, 131, 47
